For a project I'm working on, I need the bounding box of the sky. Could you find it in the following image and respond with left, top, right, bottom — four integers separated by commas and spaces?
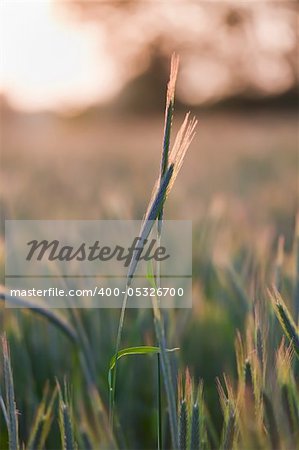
0, 0, 297, 112
0, 0, 121, 111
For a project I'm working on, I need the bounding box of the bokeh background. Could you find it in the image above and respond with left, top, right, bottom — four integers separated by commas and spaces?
0, 0, 298, 448
1, 0, 297, 229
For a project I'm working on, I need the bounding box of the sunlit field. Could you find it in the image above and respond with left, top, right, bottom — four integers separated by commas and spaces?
1, 99, 298, 449
0, 1, 298, 449
1, 108, 296, 226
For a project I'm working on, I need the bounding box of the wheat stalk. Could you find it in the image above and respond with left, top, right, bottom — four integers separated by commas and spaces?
110, 54, 197, 447
178, 399, 188, 450
57, 381, 77, 450
269, 288, 299, 357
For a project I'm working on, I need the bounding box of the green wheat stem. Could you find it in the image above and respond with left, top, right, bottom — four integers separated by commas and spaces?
153, 308, 178, 449
109, 54, 195, 445
110, 286, 128, 430
156, 234, 162, 450
110, 165, 174, 432
155, 53, 178, 449
157, 353, 162, 450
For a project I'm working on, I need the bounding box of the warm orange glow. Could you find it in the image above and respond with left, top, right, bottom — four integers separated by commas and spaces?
0, 1, 296, 112
0, 0, 120, 111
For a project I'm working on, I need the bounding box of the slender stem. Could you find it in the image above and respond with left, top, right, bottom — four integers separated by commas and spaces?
154, 228, 178, 449
157, 353, 162, 450
156, 233, 162, 450
109, 287, 129, 430
152, 305, 178, 449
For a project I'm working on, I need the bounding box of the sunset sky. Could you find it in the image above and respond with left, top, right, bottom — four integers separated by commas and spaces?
0, 0, 297, 112
0, 0, 121, 111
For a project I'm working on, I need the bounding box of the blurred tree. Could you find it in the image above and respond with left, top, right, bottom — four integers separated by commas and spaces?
58, 0, 298, 109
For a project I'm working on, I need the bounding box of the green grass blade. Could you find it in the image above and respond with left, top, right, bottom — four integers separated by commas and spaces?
108, 345, 179, 391
0, 289, 78, 344
0, 391, 8, 428
2, 336, 19, 450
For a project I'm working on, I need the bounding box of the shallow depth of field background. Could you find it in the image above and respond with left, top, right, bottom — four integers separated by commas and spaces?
0, 1, 298, 449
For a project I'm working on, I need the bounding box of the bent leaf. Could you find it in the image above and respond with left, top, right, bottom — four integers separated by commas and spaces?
108, 346, 179, 391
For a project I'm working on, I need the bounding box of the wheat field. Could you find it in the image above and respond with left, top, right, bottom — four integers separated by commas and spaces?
0, 56, 298, 449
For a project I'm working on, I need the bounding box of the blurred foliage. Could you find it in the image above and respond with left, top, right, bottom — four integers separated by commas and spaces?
59, 0, 298, 109
0, 203, 299, 448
